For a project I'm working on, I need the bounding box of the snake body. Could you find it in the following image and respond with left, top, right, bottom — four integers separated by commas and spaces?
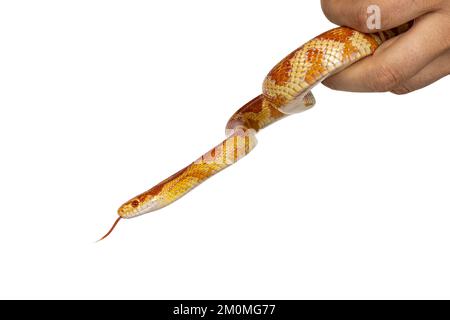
100, 24, 412, 238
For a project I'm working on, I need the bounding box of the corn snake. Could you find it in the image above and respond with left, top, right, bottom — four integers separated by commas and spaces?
99, 23, 412, 240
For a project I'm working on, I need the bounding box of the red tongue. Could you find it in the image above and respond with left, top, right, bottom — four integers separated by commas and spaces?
97, 216, 122, 242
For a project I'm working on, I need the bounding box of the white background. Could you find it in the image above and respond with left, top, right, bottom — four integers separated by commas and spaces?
0, 0, 449, 299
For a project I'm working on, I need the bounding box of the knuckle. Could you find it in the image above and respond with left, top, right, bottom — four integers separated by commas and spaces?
367, 64, 404, 92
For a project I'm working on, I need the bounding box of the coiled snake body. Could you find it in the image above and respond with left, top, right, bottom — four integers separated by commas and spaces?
100, 24, 412, 240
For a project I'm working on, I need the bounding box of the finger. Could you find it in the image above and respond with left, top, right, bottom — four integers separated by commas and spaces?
321, 0, 442, 32
391, 49, 450, 94
322, 13, 450, 92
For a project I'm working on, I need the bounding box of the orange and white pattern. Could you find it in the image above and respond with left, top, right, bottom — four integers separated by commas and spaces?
100, 24, 412, 239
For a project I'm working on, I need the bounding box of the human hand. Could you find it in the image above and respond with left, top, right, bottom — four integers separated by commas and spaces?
320, 0, 450, 94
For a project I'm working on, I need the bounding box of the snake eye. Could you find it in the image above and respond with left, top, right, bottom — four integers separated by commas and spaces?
131, 200, 140, 208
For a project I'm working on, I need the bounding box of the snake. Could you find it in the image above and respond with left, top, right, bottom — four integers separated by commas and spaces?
99, 23, 413, 240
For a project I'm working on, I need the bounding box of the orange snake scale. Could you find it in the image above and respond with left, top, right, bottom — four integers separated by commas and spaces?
100, 24, 412, 240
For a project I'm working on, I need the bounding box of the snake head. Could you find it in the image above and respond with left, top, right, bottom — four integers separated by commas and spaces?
99, 192, 163, 241
118, 193, 162, 219
118, 167, 189, 218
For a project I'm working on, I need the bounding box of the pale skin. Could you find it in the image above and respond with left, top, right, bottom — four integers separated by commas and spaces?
320, 0, 450, 94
